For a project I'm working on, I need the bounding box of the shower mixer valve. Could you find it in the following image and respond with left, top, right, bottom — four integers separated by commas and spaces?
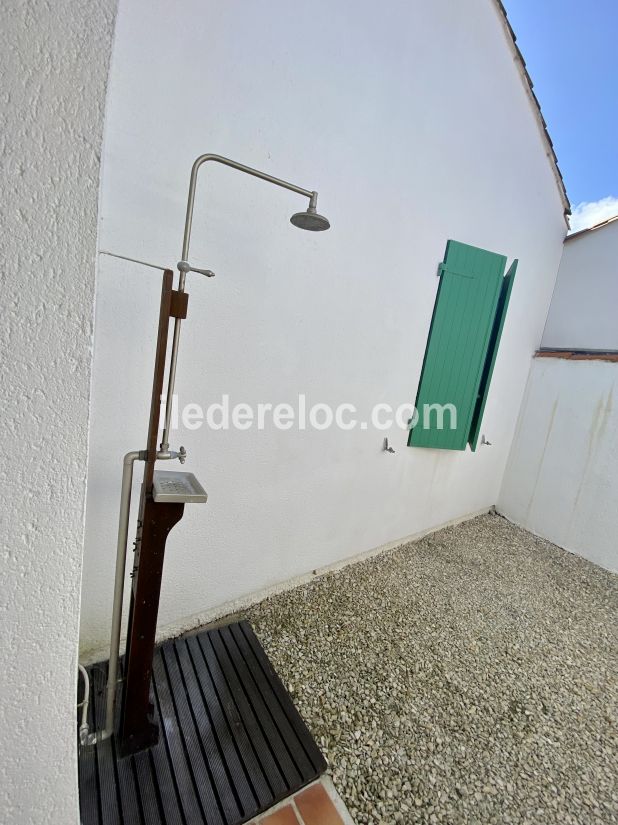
156, 445, 187, 463
177, 260, 215, 278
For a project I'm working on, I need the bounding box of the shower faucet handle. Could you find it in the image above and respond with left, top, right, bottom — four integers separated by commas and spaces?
156, 445, 187, 463
177, 260, 215, 278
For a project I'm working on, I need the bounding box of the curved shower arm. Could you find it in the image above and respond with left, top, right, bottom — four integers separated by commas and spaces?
181, 153, 318, 268
161, 154, 321, 453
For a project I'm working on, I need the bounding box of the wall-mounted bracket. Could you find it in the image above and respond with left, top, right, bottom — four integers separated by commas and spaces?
170, 290, 189, 319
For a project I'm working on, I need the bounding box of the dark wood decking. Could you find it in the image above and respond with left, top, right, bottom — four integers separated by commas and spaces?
78, 621, 327, 825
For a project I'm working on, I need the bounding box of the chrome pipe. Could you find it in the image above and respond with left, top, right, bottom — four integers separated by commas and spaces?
181, 154, 314, 262
160, 316, 181, 452
160, 154, 318, 452
102, 450, 144, 739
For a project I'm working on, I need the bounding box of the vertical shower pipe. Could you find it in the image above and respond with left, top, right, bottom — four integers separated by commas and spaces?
101, 450, 144, 739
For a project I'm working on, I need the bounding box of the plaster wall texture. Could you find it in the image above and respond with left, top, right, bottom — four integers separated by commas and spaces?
499, 358, 618, 571
80, 0, 567, 655
542, 220, 618, 351
0, 1, 116, 822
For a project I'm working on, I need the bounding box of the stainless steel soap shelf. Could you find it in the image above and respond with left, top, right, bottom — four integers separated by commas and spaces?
153, 470, 208, 504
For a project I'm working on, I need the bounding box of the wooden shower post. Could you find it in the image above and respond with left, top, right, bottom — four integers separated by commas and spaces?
118, 269, 188, 755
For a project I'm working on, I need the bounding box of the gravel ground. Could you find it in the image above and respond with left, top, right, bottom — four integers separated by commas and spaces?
244, 513, 618, 825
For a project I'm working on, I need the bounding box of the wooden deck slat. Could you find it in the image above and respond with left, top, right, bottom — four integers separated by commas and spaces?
101, 672, 143, 825
115, 757, 144, 825
229, 623, 314, 778
187, 635, 270, 812
175, 638, 246, 823
91, 666, 122, 825
133, 751, 164, 825
148, 675, 187, 825
240, 622, 327, 775
78, 621, 325, 825
219, 625, 301, 788
206, 631, 287, 799
112, 670, 145, 825
160, 644, 225, 825
152, 653, 206, 824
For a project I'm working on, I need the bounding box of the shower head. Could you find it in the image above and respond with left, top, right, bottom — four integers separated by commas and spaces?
290, 208, 330, 232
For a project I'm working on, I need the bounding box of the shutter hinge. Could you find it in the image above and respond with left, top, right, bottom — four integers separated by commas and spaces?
436, 263, 473, 279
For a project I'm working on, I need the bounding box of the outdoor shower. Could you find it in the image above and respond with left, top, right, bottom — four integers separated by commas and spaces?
93, 154, 330, 755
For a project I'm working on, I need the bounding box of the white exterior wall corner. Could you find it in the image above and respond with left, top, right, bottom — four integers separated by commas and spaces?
0, 2, 117, 824
498, 358, 618, 571
80, 0, 567, 656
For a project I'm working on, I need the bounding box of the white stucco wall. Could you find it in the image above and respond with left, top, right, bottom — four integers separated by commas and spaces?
79, 0, 567, 656
498, 358, 618, 571
0, 2, 116, 823
542, 220, 618, 351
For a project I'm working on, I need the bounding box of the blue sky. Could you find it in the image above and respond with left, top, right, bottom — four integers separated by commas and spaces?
504, 0, 618, 228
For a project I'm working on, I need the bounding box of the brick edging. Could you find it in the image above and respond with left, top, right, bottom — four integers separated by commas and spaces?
535, 350, 618, 363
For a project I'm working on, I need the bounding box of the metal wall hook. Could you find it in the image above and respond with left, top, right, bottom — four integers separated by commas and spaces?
383, 437, 396, 453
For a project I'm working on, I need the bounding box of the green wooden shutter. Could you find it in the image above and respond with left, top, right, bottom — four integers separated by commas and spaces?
408, 240, 506, 450
468, 259, 518, 451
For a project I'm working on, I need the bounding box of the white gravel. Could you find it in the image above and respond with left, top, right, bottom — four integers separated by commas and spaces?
244, 513, 617, 825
